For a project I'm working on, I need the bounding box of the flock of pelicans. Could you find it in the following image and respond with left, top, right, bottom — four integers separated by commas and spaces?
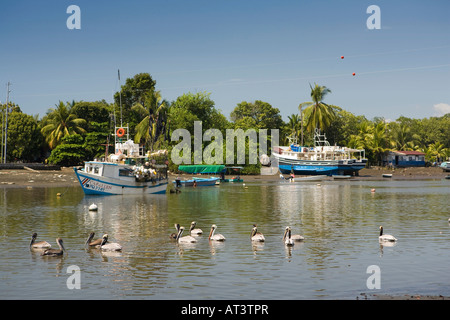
168, 222, 302, 245
29, 223, 398, 256
29, 232, 123, 256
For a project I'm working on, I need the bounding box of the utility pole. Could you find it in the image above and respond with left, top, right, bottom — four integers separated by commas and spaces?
4, 82, 11, 163
0, 99, 2, 163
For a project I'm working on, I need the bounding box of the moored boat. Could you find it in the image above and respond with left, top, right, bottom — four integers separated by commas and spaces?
173, 176, 220, 187
74, 126, 168, 195
272, 129, 367, 176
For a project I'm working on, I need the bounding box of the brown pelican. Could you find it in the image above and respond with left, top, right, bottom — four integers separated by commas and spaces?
100, 234, 122, 251
208, 224, 226, 241
30, 233, 51, 249
85, 232, 103, 248
190, 221, 203, 235
176, 226, 197, 243
41, 238, 66, 256
379, 226, 397, 242
251, 225, 265, 242
283, 227, 294, 246
170, 224, 181, 239
283, 226, 304, 242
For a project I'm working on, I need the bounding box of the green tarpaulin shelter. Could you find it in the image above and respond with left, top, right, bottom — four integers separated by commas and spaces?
178, 165, 226, 174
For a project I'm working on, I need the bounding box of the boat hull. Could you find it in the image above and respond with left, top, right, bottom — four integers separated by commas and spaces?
173, 177, 219, 187
277, 158, 366, 176
74, 167, 167, 195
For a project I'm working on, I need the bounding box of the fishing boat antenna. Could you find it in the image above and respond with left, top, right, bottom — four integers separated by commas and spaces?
118, 69, 123, 127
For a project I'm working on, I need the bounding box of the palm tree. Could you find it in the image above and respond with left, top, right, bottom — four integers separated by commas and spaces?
287, 114, 301, 142
299, 83, 336, 134
41, 101, 86, 149
132, 90, 168, 151
366, 122, 391, 166
426, 141, 448, 163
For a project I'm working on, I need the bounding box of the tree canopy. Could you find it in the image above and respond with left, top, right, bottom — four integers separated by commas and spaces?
1, 73, 447, 168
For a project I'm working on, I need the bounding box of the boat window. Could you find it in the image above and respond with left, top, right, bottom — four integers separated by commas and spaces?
119, 169, 133, 177
94, 167, 99, 174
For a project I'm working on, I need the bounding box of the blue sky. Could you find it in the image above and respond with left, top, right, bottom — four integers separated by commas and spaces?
1, 0, 449, 122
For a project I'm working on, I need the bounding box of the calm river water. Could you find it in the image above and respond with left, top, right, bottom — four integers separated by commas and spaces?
0, 178, 449, 300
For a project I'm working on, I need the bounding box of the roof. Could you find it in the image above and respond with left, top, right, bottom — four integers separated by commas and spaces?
178, 165, 226, 174
390, 150, 425, 156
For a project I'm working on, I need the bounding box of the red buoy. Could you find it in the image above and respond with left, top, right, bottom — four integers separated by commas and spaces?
341, 56, 344, 59
352, 72, 356, 76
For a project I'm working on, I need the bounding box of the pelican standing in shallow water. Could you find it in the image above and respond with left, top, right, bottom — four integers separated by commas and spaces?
170, 224, 181, 239
379, 226, 397, 242
100, 234, 122, 251
283, 226, 304, 242
30, 233, 51, 249
41, 238, 66, 256
283, 227, 294, 246
190, 221, 203, 235
208, 224, 226, 241
85, 232, 103, 248
176, 226, 197, 243
251, 225, 265, 242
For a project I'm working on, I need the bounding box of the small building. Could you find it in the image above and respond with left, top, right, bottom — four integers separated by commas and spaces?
385, 151, 425, 167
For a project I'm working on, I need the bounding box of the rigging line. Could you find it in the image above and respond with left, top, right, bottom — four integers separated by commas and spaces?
159, 63, 450, 91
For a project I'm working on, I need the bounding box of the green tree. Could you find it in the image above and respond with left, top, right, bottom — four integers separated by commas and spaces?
113, 73, 157, 127
72, 100, 112, 132
132, 90, 169, 150
41, 101, 87, 149
299, 83, 336, 134
230, 100, 283, 130
5, 110, 44, 162
169, 92, 229, 134
47, 134, 86, 166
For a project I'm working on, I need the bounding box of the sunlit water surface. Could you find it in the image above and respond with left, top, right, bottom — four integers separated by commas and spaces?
0, 178, 449, 299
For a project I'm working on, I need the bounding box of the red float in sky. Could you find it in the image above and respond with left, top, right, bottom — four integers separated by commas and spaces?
352, 72, 356, 76
341, 56, 344, 59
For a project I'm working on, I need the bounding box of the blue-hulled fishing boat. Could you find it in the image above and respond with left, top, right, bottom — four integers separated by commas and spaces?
272, 129, 367, 176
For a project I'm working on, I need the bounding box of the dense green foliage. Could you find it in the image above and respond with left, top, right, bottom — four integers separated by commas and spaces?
1, 74, 448, 168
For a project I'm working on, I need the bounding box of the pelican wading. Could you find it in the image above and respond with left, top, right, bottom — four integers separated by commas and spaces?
208, 224, 226, 241
283, 227, 294, 246
176, 226, 197, 243
190, 221, 203, 235
283, 226, 304, 242
100, 234, 122, 251
85, 232, 103, 248
251, 225, 265, 242
30, 233, 51, 249
41, 238, 66, 256
379, 226, 397, 242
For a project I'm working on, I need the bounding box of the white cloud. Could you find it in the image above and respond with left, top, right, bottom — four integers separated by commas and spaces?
433, 103, 450, 116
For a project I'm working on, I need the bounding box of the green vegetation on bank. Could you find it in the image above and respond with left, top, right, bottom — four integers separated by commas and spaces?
0, 73, 448, 170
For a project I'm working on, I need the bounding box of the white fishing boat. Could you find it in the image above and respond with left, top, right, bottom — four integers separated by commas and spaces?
74, 127, 169, 195
272, 129, 367, 176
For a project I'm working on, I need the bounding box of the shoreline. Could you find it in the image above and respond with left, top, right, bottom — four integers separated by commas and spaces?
0, 166, 447, 189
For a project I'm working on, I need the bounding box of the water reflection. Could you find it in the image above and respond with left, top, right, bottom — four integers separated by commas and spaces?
1, 180, 449, 299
